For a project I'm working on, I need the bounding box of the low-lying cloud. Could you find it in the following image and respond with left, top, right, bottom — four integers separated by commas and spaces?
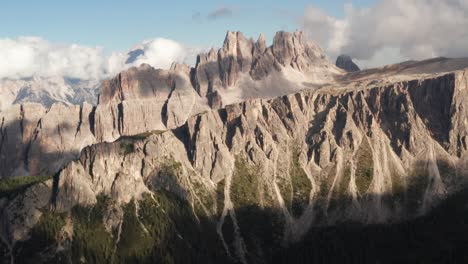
0, 37, 197, 80
108, 38, 190, 77
0, 37, 106, 80
303, 0, 468, 67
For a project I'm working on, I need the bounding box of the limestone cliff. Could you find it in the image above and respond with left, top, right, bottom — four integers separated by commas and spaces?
0, 30, 341, 180
1, 32, 468, 263
2, 67, 468, 263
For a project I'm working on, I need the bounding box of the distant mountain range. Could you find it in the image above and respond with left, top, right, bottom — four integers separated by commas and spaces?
0, 76, 100, 111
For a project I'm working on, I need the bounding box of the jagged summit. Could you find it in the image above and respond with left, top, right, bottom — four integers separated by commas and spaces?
99, 30, 342, 111
2, 29, 468, 263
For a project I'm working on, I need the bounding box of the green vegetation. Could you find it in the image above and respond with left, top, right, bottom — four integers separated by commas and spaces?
0, 175, 52, 199
71, 194, 115, 263
160, 159, 182, 178
230, 156, 260, 209
261, 182, 276, 208
230, 156, 284, 263
32, 211, 66, 245
406, 165, 429, 212
316, 165, 336, 211
437, 159, 457, 185
117, 200, 154, 261
354, 138, 374, 194
14, 210, 67, 263
289, 146, 312, 218
275, 146, 313, 217
120, 191, 227, 263
390, 167, 405, 205
120, 141, 135, 155
216, 179, 225, 217
121, 130, 165, 140
15, 189, 228, 263
328, 165, 352, 212
318, 178, 330, 203
338, 165, 352, 198
273, 189, 468, 264
191, 179, 215, 216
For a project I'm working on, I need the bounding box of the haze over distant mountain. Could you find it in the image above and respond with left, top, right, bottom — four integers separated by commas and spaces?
0, 37, 196, 111
0, 77, 100, 111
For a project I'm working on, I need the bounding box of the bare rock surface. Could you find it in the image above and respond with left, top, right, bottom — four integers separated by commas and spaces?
2, 67, 468, 262
2, 31, 468, 263
336, 54, 360, 72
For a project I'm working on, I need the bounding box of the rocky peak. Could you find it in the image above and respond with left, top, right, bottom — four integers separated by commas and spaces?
3, 67, 468, 263
336, 54, 361, 72
0, 31, 346, 180
253, 33, 267, 57
98, 30, 341, 110
220, 31, 254, 58
218, 31, 255, 87
97, 63, 174, 105
271, 31, 325, 67
195, 48, 218, 66
169, 62, 191, 74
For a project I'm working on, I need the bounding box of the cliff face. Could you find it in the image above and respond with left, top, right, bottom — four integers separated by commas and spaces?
54, 69, 468, 222
193, 31, 342, 107
1, 31, 468, 263
0, 103, 95, 178
2, 67, 468, 263
0, 30, 341, 180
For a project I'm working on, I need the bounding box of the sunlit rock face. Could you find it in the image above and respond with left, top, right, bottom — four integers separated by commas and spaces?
2, 31, 468, 263
0, 30, 343, 179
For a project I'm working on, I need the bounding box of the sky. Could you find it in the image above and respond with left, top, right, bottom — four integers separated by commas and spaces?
0, 0, 374, 51
0, 0, 467, 80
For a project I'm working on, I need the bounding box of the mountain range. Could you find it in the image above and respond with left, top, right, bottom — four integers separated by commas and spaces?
1, 31, 468, 263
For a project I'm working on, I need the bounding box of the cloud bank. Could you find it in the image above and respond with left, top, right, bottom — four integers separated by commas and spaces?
0, 37, 197, 80
108, 38, 191, 77
0, 37, 106, 80
303, 0, 468, 67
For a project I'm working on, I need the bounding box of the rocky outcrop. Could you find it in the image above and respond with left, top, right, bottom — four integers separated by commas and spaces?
336, 55, 360, 72
193, 31, 342, 107
0, 30, 343, 179
2, 29, 468, 263
93, 62, 211, 142
0, 103, 95, 178
3, 67, 468, 262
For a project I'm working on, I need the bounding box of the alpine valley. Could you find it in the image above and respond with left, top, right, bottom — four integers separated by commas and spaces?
1, 31, 468, 264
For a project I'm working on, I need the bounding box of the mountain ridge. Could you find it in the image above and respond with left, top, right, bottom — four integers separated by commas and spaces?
1, 30, 468, 263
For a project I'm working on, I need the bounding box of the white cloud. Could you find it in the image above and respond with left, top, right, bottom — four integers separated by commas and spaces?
0, 36, 198, 80
303, 0, 468, 67
106, 38, 203, 77
0, 37, 106, 80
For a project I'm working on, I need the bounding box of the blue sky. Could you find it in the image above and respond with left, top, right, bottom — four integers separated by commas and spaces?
1, 0, 465, 80
0, 0, 375, 52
